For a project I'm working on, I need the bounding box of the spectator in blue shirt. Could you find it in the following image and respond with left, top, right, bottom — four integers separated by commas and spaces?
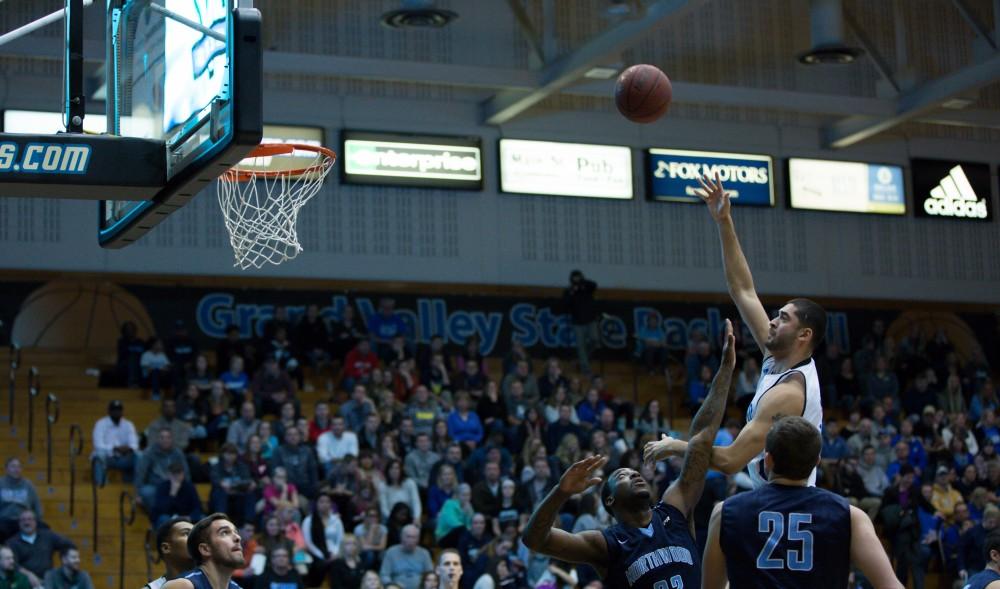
574, 388, 605, 428
686, 364, 713, 414
367, 298, 409, 362
886, 440, 922, 485
892, 418, 929, 476
447, 392, 483, 448
635, 314, 668, 374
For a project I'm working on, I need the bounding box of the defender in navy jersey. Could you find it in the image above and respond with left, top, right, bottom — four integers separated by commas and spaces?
963, 531, 1000, 589
645, 173, 826, 488
140, 517, 193, 589
702, 417, 900, 589
524, 320, 738, 589
161, 514, 244, 589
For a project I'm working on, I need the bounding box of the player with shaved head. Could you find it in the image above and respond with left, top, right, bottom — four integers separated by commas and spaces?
522, 320, 737, 589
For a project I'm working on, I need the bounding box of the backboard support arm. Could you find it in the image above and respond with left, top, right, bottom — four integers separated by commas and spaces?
65, 0, 85, 133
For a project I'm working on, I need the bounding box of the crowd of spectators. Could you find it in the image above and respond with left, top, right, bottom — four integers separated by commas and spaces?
2, 297, 996, 589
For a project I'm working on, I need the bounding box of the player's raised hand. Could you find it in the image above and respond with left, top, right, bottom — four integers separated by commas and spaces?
720, 318, 736, 369
643, 433, 680, 466
696, 172, 730, 223
558, 455, 608, 495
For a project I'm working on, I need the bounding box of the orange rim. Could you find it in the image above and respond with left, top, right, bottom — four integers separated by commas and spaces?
224, 143, 337, 182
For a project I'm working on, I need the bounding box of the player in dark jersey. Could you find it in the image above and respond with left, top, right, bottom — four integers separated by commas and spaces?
141, 517, 194, 589
523, 319, 737, 589
702, 416, 900, 589
963, 531, 1000, 589
161, 513, 244, 589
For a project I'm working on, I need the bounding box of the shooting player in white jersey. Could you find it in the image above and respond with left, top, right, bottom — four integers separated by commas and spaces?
645, 172, 826, 488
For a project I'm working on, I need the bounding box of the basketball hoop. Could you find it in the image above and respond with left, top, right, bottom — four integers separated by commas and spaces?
216, 143, 336, 269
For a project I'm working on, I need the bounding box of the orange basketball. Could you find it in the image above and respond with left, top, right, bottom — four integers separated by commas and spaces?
614, 64, 672, 123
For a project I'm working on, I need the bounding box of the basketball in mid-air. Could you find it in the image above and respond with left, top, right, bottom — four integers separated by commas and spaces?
614, 64, 672, 123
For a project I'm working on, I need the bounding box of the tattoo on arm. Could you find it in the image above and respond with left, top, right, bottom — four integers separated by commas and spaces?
680, 362, 735, 485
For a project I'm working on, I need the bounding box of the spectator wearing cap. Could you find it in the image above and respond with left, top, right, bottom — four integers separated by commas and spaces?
932, 466, 964, 523
251, 356, 297, 418
0, 545, 30, 589
90, 400, 139, 486
135, 427, 190, 510
151, 461, 203, 527
209, 444, 255, 526
0, 459, 42, 543
42, 546, 92, 589
4, 510, 73, 586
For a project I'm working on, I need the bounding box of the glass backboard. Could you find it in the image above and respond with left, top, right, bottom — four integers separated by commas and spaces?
98, 0, 262, 248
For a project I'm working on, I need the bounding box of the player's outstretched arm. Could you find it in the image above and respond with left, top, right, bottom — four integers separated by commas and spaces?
522, 456, 609, 571
696, 173, 771, 355
701, 502, 729, 589
848, 506, 903, 589
662, 320, 736, 516
645, 374, 805, 474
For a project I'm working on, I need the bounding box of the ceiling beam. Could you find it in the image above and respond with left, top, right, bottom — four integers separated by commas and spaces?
506, 0, 545, 67
4, 42, 999, 131
951, 0, 997, 51
824, 50, 1000, 147
481, 0, 709, 125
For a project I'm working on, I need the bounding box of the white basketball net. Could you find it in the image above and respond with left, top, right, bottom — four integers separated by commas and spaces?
216, 144, 335, 270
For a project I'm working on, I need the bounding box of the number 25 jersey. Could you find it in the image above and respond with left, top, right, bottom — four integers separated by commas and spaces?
720, 484, 850, 589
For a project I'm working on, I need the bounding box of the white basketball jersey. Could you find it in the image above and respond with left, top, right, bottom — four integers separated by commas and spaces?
745, 355, 823, 488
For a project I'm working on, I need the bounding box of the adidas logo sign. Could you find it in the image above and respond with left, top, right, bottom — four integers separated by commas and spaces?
923, 165, 988, 219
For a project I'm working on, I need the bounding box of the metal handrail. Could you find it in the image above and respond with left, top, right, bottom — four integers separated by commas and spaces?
26, 367, 39, 453
7, 344, 19, 423
68, 424, 83, 516
118, 491, 136, 589
90, 456, 106, 548
45, 393, 60, 484
143, 528, 158, 581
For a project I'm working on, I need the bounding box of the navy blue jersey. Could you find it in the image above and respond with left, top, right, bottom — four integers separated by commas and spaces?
601, 502, 699, 589
720, 484, 850, 589
179, 569, 241, 589
964, 569, 1000, 589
